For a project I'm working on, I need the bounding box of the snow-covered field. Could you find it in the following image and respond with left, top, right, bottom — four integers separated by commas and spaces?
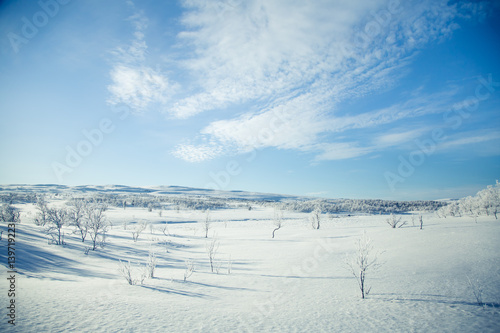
1, 194, 499, 332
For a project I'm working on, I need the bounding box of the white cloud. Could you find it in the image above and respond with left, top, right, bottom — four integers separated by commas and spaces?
438, 131, 500, 150
168, 0, 480, 161
313, 142, 374, 161
375, 129, 428, 147
110, 1, 488, 162
172, 0, 387, 118
107, 10, 177, 113
172, 143, 222, 163
108, 65, 175, 111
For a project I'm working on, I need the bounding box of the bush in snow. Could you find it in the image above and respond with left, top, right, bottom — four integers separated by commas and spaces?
466, 275, 484, 306
0, 204, 21, 223
206, 234, 219, 273
132, 221, 147, 242
386, 214, 406, 228
184, 260, 195, 282
118, 260, 146, 285
146, 251, 158, 278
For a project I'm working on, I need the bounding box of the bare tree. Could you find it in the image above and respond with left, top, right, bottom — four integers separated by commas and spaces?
272, 208, 284, 238
466, 275, 484, 306
132, 221, 147, 242
86, 202, 108, 250
419, 215, 423, 230
46, 207, 68, 245
118, 260, 135, 285
184, 260, 195, 282
206, 234, 219, 273
146, 251, 158, 278
118, 260, 146, 285
34, 197, 49, 226
345, 231, 381, 299
386, 214, 406, 228
69, 199, 88, 242
160, 221, 170, 237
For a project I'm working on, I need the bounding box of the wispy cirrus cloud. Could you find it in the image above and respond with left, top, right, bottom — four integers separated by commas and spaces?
107, 8, 178, 113
169, 0, 488, 162
108, 1, 490, 163
438, 130, 500, 151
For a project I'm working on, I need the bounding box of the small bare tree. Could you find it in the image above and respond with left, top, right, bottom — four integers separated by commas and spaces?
132, 221, 147, 242
345, 231, 381, 299
386, 214, 406, 228
46, 207, 68, 245
206, 234, 219, 273
86, 202, 108, 250
160, 222, 170, 237
419, 215, 423, 230
146, 251, 158, 278
119, 260, 135, 285
184, 260, 195, 282
272, 208, 284, 238
466, 275, 484, 306
118, 260, 148, 285
69, 199, 88, 242
34, 197, 49, 226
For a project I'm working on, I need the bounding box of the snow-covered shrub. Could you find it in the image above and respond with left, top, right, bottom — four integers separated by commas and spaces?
386, 214, 406, 228
132, 221, 147, 242
437, 181, 500, 219
184, 260, 195, 282
0, 204, 21, 223
146, 251, 157, 278
466, 275, 484, 306
206, 234, 219, 273
118, 260, 147, 285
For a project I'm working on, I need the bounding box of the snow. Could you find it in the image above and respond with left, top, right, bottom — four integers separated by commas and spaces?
1, 193, 499, 332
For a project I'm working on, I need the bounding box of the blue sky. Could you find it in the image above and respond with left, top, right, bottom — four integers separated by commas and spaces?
0, 0, 499, 200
